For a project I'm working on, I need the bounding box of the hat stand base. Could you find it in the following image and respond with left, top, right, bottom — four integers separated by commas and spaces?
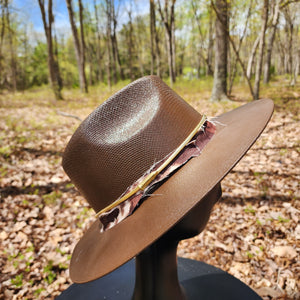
56, 257, 261, 300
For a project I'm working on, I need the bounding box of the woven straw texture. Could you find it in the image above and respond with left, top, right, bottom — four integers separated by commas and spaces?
63, 76, 201, 213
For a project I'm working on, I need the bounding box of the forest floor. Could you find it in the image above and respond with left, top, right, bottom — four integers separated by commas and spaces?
0, 77, 299, 299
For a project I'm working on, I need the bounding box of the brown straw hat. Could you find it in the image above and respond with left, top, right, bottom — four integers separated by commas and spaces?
62, 76, 273, 283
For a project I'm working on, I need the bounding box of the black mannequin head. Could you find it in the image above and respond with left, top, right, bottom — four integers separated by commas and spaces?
161, 183, 222, 243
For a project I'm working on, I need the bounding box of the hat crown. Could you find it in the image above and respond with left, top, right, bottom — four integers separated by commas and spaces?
63, 76, 201, 213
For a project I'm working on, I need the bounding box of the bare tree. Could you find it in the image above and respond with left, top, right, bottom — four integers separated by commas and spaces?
177, 41, 185, 76
263, 0, 281, 83
150, 0, 161, 77
0, 0, 6, 87
212, 0, 255, 99
191, 0, 214, 76
281, 0, 300, 84
94, 0, 104, 83
38, 0, 63, 100
66, 0, 88, 93
127, 5, 134, 81
247, 35, 260, 79
4, 0, 17, 92
111, 1, 124, 81
157, 0, 176, 85
228, 0, 253, 95
276, 30, 286, 74
150, 0, 155, 75
85, 12, 96, 86
207, 5, 214, 76
104, 0, 123, 85
104, 0, 112, 86
253, 0, 269, 100
294, 46, 300, 84
210, 0, 229, 102
283, 4, 297, 85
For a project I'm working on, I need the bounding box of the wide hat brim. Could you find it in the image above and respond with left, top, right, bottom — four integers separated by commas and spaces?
70, 98, 274, 283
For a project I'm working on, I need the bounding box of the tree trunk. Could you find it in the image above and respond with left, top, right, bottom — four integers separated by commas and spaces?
212, 0, 254, 99
110, 0, 117, 84
20, 27, 29, 90
247, 35, 260, 79
292, 47, 300, 84
165, 29, 174, 84
196, 48, 201, 78
6, 2, 17, 92
0, 1, 6, 87
207, 5, 214, 76
158, 0, 176, 85
191, 1, 214, 76
111, 2, 124, 81
263, 0, 281, 84
105, 0, 112, 87
94, 0, 103, 83
112, 33, 124, 81
228, 0, 252, 95
53, 32, 63, 91
254, 0, 269, 100
211, 0, 229, 102
150, 0, 155, 75
178, 43, 185, 76
283, 6, 295, 86
107, 0, 117, 84
127, 8, 134, 82
138, 52, 145, 77
38, 0, 63, 100
66, 0, 88, 93
154, 3, 161, 77
86, 34, 95, 86
78, 0, 88, 92
277, 30, 286, 75
171, 3, 176, 78
111, 37, 117, 84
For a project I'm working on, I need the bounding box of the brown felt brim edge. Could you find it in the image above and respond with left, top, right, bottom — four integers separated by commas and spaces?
69, 99, 274, 283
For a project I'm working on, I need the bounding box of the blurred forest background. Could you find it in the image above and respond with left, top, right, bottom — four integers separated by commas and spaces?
0, 0, 299, 299
0, 0, 299, 99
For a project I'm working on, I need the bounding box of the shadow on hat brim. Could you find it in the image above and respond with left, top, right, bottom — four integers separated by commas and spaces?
69, 98, 274, 283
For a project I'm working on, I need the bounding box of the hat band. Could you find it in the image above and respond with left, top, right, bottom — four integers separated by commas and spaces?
97, 116, 216, 231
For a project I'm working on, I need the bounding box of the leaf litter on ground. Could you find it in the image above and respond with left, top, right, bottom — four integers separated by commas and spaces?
0, 81, 299, 299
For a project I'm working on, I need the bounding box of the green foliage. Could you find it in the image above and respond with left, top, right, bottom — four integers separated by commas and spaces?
0, 145, 12, 158
0, 0, 299, 97
5, 116, 22, 132
60, 60, 79, 88
58, 262, 68, 270
65, 183, 74, 189
244, 205, 256, 215
42, 190, 62, 206
246, 251, 254, 259
256, 219, 262, 226
11, 274, 23, 287
277, 216, 290, 223
8, 252, 18, 262
0, 165, 8, 177
34, 288, 45, 296
27, 42, 49, 87
43, 261, 57, 284
8, 250, 34, 274
279, 148, 288, 156
26, 245, 35, 253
